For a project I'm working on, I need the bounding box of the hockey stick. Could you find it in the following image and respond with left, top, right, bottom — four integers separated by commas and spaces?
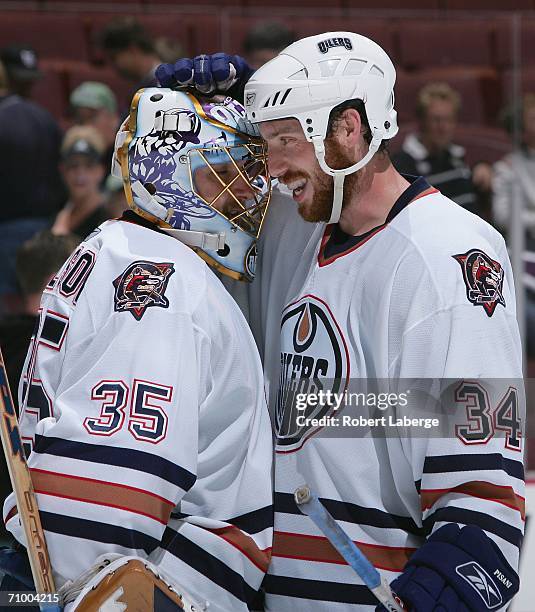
294, 485, 406, 612
0, 347, 61, 611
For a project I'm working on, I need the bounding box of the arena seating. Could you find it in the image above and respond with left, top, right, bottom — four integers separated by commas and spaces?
225, 16, 395, 57
0, 12, 89, 62
391, 122, 511, 166
83, 12, 222, 60
64, 62, 134, 111
396, 67, 501, 125
397, 21, 494, 70
447, 0, 532, 7
31, 62, 69, 119
3, 0, 535, 7
1, 9, 533, 75
493, 18, 535, 67
502, 67, 535, 98
0, 4, 532, 152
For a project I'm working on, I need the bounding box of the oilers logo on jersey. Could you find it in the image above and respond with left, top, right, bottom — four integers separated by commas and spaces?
113, 260, 175, 320
453, 249, 506, 317
276, 295, 349, 452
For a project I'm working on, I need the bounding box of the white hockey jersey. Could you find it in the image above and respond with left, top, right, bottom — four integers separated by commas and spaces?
3, 215, 273, 611
252, 177, 525, 611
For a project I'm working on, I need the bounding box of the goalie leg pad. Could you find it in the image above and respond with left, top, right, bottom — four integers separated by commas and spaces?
64, 556, 207, 612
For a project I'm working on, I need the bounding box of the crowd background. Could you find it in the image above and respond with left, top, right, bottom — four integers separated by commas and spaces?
0, 1, 534, 534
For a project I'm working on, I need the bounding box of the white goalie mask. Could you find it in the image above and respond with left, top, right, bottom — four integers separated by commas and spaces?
112, 88, 271, 281
244, 32, 398, 224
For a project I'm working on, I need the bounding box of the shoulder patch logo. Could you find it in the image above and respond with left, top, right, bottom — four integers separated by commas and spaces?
456, 562, 503, 609
453, 249, 505, 317
113, 260, 175, 320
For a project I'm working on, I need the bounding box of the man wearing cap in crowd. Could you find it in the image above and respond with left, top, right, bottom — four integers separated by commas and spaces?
52, 125, 110, 239
0, 56, 64, 315
70, 81, 120, 168
0, 45, 41, 98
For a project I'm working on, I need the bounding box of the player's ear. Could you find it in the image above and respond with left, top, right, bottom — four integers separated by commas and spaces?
336, 108, 362, 147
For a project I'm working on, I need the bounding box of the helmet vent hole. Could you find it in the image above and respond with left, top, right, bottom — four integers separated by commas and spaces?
343, 59, 367, 76
370, 65, 384, 77
289, 68, 308, 80
150, 93, 163, 102
217, 244, 231, 257
319, 59, 340, 77
144, 182, 157, 195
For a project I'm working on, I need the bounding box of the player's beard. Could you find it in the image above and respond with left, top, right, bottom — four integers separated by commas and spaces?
283, 140, 360, 223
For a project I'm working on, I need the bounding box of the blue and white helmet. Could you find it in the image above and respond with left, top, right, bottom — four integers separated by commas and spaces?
112, 88, 271, 281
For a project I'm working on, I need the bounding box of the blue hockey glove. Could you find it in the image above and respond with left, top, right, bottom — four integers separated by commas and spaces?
376, 524, 519, 611
155, 53, 254, 102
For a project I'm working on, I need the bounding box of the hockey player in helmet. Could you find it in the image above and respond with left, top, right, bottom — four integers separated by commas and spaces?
157, 35, 523, 612
0, 89, 273, 611
112, 88, 270, 280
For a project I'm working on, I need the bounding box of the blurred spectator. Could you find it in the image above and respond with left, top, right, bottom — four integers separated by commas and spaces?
52, 126, 110, 239
392, 82, 491, 218
70, 81, 119, 166
0, 59, 65, 315
492, 94, 535, 357
154, 37, 184, 64
0, 45, 41, 98
98, 17, 161, 89
0, 230, 80, 401
0, 230, 79, 541
104, 174, 128, 218
493, 93, 535, 238
243, 22, 296, 69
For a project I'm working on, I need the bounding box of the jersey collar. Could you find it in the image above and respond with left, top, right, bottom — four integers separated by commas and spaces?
318, 175, 438, 267
119, 209, 167, 235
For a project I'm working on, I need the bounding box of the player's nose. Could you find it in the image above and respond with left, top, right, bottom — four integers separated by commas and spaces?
267, 151, 287, 179
232, 175, 254, 201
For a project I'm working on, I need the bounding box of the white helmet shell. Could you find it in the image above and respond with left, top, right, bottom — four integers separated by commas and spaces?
244, 32, 398, 223
245, 32, 398, 143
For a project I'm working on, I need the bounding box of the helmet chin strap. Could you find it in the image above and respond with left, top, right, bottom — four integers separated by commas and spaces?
162, 227, 226, 250
311, 131, 382, 225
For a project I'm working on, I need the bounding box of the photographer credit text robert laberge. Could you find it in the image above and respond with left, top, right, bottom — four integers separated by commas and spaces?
294, 390, 440, 430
